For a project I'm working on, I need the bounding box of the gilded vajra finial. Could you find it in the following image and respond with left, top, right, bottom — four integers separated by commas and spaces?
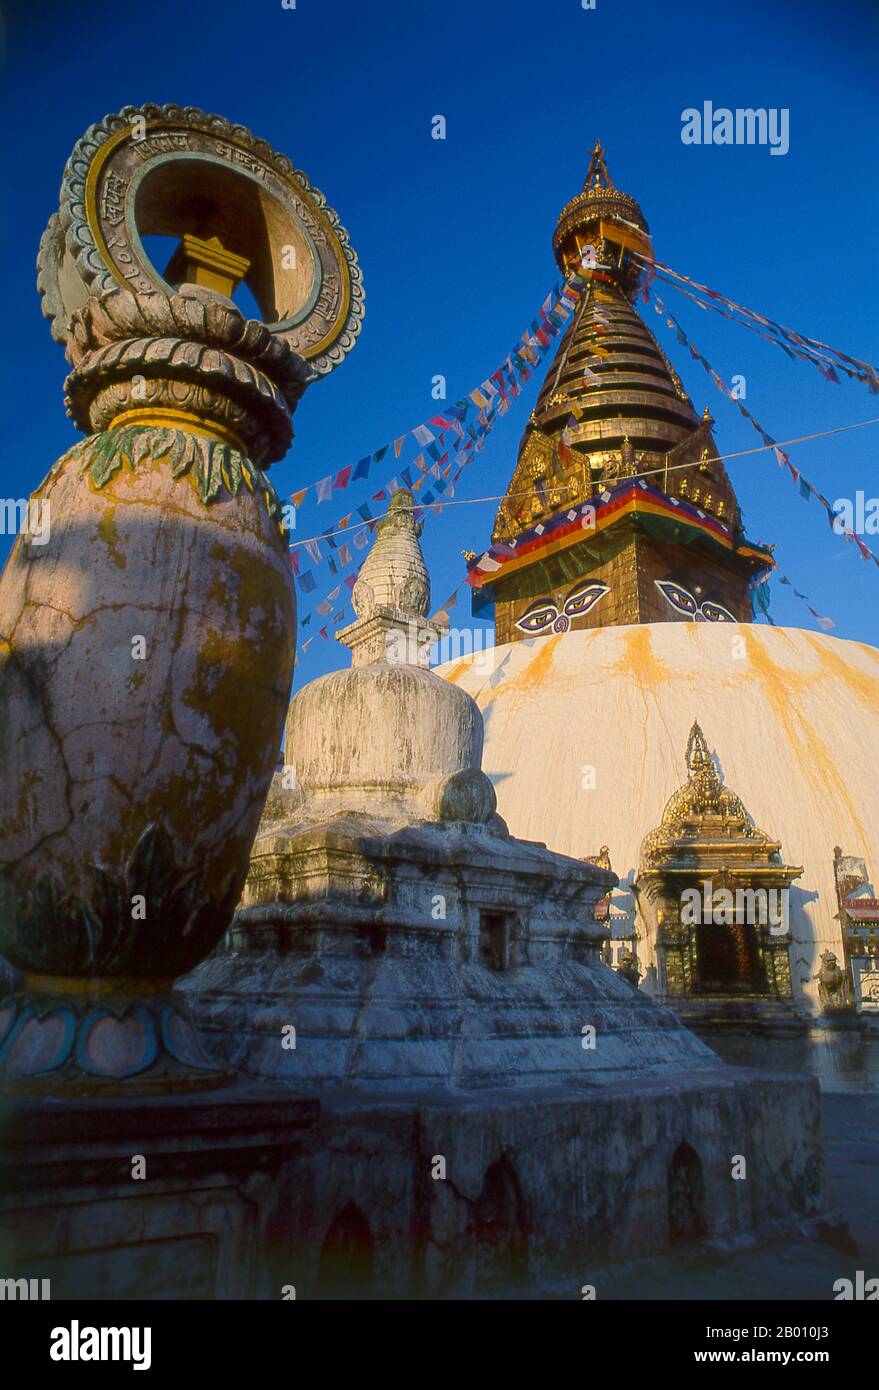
583, 139, 614, 192
686, 720, 712, 775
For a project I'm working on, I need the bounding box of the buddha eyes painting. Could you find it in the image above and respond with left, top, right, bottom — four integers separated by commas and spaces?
655, 579, 736, 623
515, 580, 610, 633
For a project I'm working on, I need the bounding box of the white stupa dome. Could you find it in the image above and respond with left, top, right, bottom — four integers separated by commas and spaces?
437, 622, 879, 1010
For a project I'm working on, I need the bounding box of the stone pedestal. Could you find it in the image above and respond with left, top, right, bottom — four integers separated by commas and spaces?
182, 815, 721, 1090
0, 1069, 826, 1299
0, 1084, 317, 1299
0, 104, 363, 1092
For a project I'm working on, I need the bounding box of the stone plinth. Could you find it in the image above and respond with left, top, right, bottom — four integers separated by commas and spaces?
180, 815, 719, 1090
0, 1084, 318, 1299
178, 490, 831, 1284
0, 1069, 826, 1299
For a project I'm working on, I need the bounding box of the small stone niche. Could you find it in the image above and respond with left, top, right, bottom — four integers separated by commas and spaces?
479, 911, 514, 972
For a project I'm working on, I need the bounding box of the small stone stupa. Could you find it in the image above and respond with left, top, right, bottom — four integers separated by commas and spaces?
186, 494, 780, 1092
274, 488, 504, 830
179, 490, 826, 1294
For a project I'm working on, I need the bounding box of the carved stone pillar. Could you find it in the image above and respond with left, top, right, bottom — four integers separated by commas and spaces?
0, 105, 363, 1091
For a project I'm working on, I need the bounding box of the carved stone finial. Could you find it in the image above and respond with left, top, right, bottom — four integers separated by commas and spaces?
337, 490, 446, 668
351, 490, 429, 619
37, 103, 364, 377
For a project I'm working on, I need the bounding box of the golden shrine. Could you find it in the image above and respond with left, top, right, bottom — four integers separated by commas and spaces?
635, 722, 802, 1003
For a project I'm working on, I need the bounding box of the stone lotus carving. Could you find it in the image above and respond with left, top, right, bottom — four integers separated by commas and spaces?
0, 823, 240, 1090
67, 423, 285, 517
0, 823, 239, 980
64, 285, 310, 465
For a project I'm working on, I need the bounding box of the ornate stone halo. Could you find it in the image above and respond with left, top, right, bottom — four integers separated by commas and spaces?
37, 103, 365, 377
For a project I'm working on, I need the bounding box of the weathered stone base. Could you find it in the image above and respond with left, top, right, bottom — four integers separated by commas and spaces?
668, 995, 813, 1039
181, 945, 729, 1091
0, 1083, 318, 1299
674, 1005, 879, 1093
179, 810, 727, 1092
0, 1068, 825, 1299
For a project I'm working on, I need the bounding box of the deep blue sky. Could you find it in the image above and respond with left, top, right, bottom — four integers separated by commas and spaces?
2, 0, 877, 686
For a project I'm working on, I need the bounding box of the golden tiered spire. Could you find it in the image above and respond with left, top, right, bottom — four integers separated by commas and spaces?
472, 141, 776, 645
493, 140, 741, 549
527, 275, 705, 469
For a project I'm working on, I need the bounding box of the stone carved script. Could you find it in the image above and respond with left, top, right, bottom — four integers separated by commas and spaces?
101, 172, 127, 227
93, 129, 339, 352
128, 133, 192, 162
41, 105, 363, 373
212, 140, 268, 180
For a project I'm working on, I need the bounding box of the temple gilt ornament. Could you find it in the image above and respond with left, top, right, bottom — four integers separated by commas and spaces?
0, 106, 362, 1092
636, 722, 802, 1005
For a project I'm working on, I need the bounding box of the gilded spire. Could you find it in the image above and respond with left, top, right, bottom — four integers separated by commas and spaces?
685, 721, 713, 776
552, 140, 650, 286
582, 139, 614, 191
477, 144, 773, 644
641, 720, 761, 863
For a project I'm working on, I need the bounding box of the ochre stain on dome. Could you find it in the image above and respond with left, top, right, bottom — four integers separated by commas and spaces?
516, 631, 563, 690
484, 632, 565, 698
613, 625, 675, 694
803, 630, 879, 711
746, 629, 869, 849
442, 658, 472, 686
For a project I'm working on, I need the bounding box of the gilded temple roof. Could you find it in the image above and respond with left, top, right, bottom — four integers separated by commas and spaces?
640, 721, 778, 867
